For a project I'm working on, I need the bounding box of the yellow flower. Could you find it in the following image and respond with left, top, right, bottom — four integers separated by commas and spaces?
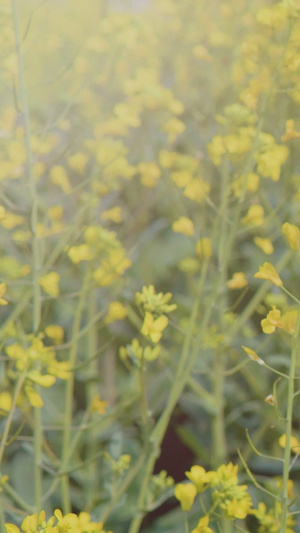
5, 522, 20, 533
163, 118, 185, 143
172, 217, 195, 236
242, 204, 264, 226
105, 302, 128, 324
114, 102, 141, 128
227, 272, 248, 289
1, 211, 24, 229
279, 434, 300, 453
39, 272, 60, 297
67, 152, 89, 174
0, 283, 8, 305
174, 483, 197, 511
5, 525, 20, 533
48, 205, 63, 221
257, 4, 288, 29
50, 165, 71, 194
256, 144, 289, 181
196, 238, 213, 259
191, 515, 214, 533
171, 170, 192, 188
207, 135, 226, 166
141, 312, 169, 343
282, 222, 300, 251
261, 305, 282, 334
242, 346, 264, 365
27, 372, 56, 389
47, 360, 70, 380
90, 395, 108, 415
184, 178, 210, 203
68, 244, 94, 263
253, 237, 274, 255
0, 391, 13, 415
53, 509, 79, 530
185, 465, 214, 492
254, 262, 283, 286
225, 496, 252, 519
281, 119, 300, 142
101, 206, 123, 223
280, 309, 298, 334
45, 325, 64, 345
138, 162, 161, 188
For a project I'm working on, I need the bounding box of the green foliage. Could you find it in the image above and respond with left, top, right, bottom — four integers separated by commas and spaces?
0, 0, 300, 532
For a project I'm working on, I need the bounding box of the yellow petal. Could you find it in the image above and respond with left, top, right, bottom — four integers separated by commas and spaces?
174, 483, 197, 511
282, 222, 300, 251
254, 262, 283, 287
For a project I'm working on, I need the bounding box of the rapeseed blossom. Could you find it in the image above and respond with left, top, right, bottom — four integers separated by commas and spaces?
254, 262, 283, 286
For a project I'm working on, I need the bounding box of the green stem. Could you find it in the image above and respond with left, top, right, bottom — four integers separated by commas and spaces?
280, 305, 300, 532
12, 0, 43, 514
0, 495, 5, 532
0, 373, 26, 466
85, 291, 99, 508
138, 355, 150, 443
128, 259, 220, 533
61, 272, 90, 513
184, 511, 189, 533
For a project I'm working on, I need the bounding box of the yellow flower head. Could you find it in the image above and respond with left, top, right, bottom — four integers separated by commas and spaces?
105, 301, 127, 324
279, 434, 300, 453
50, 165, 71, 194
0, 391, 13, 415
138, 162, 161, 188
174, 483, 197, 511
227, 272, 248, 290
0, 283, 8, 305
261, 305, 282, 334
185, 465, 215, 492
39, 272, 60, 297
281, 119, 300, 142
191, 515, 214, 533
45, 325, 64, 345
261, 306, 298, 335
254, 262, 283, 286
242, 204, 264, 226
253, 237, 274, 255
141, 312, 169, 343
282, 222, 300, 251
172, 216, 195, 236
101, 206, 123, 223
68, 244, 94, 263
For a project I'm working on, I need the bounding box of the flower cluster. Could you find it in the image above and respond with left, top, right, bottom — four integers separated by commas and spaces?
3, 336, 70, 409
175, 462, 252, 523
5, 509, 113, 533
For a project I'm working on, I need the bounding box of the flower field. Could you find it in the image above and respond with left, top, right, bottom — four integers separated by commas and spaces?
1, 0, 300, 531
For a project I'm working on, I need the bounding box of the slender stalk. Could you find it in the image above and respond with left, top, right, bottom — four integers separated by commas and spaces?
280, 305, 300, 532
85, 290, 100, 508
0, 374, 26, 466
61, 272, 90, 512
138, 355, 150, 443
0, 495, 5, 532
12, 0, 43, 514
